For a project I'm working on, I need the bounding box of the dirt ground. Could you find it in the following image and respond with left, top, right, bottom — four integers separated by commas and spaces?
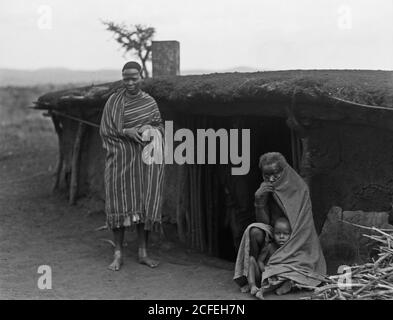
0, 103, 307, 300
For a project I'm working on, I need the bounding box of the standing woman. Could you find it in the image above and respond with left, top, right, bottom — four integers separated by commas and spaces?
100, 61, 165, 271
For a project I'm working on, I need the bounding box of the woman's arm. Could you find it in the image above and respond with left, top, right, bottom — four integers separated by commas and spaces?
257, 244, 270, 272
254, 182, 274, 224
255, 198, 270, 224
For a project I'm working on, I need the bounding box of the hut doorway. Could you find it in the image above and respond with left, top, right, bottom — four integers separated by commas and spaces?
215, 116, 295, 261
172, 114, 297, 261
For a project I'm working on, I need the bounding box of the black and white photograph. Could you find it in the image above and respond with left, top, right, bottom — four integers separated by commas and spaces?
1, 0, 393, 306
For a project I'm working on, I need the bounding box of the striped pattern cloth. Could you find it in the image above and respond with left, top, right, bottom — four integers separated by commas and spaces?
99, 88, 165, 230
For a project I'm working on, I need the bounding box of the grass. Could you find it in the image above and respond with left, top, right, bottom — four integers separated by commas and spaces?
36, 70, 393, 110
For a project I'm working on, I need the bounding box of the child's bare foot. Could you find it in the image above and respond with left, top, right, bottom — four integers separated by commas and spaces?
138, 255, 159, 268
268, 276, 282, 286
275, 280, 293, 295
108, 250, 123, 271
240, 284, 250, 293
250, 285, 259, 295
255, 290, 265, 300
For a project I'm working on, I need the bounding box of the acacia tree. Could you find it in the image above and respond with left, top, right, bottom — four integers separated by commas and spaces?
102, 21, 155, 78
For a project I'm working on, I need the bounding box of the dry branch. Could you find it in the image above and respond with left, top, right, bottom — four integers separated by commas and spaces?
306, 224, 393, 300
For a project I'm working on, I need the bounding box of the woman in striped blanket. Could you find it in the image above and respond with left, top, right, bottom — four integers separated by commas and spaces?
99, 61, 165, 271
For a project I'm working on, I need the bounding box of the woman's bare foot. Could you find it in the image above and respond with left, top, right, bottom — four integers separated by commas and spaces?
240, 284, 250, 293
255, 289, 265, 300
138, 255, 159, 268
275, 280, 293, 295
250, 285, 259, 295
108, 250, 123, 271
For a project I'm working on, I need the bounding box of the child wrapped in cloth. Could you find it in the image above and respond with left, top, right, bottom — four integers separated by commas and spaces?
233, 152, 326, 299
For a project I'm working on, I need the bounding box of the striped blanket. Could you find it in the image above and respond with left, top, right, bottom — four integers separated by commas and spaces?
99, 88, 165, 230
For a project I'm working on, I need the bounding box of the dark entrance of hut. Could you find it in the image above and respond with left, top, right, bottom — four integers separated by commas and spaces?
215, 116, 294, 261
173, 113, 296, 262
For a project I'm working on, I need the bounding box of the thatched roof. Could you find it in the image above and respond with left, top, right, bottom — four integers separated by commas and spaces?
34, 70, 393, 128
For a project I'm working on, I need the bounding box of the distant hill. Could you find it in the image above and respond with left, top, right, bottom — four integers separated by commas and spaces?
182, 66, 261, 75
0, 68, 121, 87
0, 67, 262, 87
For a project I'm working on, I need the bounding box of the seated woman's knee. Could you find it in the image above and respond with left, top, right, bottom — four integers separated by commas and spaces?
249, 227, 265, 243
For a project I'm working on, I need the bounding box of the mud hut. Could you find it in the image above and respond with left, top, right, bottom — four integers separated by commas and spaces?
34, 70, 393, 261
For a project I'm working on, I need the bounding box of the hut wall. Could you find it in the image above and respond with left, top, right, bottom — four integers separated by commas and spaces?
54, 106, 393, 261
79, 124, 105, 198
308, 121, 393, 233
56, 116, 80, 192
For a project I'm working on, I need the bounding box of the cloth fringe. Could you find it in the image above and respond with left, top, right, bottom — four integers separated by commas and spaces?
106, 212, 162, 232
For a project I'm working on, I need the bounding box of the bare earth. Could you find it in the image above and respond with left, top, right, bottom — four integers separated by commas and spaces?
0, 115, 307, 300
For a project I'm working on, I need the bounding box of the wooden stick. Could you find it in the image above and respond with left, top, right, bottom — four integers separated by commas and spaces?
176, 164, 187, 243
69, 122, 86, 205
294, 284, 318, 290
184, 167, 191, 246
190, 160, 196, 249
206, 166, 213, 255
358, 290, 393, 299
198, 164, 206, 252
51, 114, 64, 191
212, 170, 220, 256
343, 220, 393, 233
290, 129, 298, 171
374, 252, 391, 267
194, 165, 201, 251
94, 225, 108, 231
315, 283, 364, 294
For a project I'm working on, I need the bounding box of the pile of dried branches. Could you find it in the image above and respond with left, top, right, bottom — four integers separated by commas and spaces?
300, 222, 393, 300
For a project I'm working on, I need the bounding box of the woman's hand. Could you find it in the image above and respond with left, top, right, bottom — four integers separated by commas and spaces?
255, 182, 274, 204
123, 128, 143, 144
138, 124, 153, 133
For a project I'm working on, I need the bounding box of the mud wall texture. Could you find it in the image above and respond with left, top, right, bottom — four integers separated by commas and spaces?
307, 121, 393, 233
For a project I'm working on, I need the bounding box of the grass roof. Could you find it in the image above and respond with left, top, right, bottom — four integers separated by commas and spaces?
36, 70, 393, 110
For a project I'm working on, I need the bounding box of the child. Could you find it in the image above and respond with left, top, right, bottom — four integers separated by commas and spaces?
247, 216, 292, 299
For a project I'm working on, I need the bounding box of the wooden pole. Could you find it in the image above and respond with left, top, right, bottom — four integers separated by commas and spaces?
198, 165, 206, 252
212, 169, 220, 256
69, 122, 86, 205
51, 114, 64, 192
195, 165, 201, 251
290, 129, 298, 171
176, 164, 187, 243
300, 137, 312, 187
184, 167, 191, 246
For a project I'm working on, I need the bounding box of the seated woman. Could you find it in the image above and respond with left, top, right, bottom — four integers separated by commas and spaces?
233, 152, 326, 297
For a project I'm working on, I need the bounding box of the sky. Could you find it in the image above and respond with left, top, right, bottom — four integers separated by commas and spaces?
0, 0, 392, 71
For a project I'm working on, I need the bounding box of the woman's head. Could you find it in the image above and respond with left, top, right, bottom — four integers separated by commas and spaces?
273, 217, 291, 247
122, 61, 142, 95
259, 152, 287, 183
